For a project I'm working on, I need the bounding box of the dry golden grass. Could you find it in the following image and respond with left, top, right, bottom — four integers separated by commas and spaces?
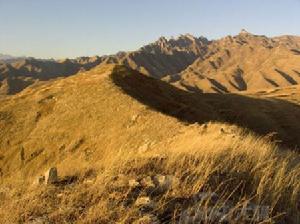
0, 123, 300, 223
0, 65, 300, 223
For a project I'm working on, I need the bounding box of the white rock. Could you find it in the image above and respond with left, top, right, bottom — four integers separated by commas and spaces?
45, 167, 58, 184
128, 179, 140, 188
153, 175, 173, 192
135, 196, 155, 209
140, 176, 155, 188
138, 142, 150, 153
131, 114, 139, 122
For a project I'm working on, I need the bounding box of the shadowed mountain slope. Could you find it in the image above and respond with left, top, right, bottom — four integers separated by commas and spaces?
111, 65, 300, 148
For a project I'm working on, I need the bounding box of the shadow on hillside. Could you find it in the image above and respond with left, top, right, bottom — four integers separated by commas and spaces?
275, 69, 298, 85
111, 66, 300, 149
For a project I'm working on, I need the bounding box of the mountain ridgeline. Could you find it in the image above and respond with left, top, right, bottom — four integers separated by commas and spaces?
1, 30, 300, 95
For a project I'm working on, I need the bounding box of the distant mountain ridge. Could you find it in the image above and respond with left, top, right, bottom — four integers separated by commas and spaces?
95, 34, 210, 79
171, 30, 300, 93
0, 54, 27, 63
0, 56, 106, 94
1, 30, 300, 95
0, 54, 14, 61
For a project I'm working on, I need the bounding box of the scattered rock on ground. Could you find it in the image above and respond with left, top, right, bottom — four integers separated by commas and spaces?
152, 175, 173, 193
45, 167, 58, 184
140, 176, 156, 189
135, 196, 156, 211
38, 175, 45, 185
129, 179, 140, 188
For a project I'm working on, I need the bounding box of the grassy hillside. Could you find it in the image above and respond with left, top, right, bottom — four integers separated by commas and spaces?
0, 65, 300, 223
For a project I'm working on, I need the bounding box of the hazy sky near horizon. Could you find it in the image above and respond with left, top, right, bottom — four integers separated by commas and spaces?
0, 0, 299, 59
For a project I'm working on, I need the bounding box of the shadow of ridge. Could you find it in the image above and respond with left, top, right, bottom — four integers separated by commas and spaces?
275, 69, 298, 85
111, 65, 300, 149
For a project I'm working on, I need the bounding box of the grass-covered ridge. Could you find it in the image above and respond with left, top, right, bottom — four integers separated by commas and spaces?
0, 65, 300, 223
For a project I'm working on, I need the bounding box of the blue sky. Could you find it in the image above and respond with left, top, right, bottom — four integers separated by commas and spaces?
0, 0, 299, 59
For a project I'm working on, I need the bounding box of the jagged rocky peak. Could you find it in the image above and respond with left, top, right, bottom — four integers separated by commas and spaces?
157, 36, 168, 44
115, 51, 127, 58
239, 29, 253, 36
177, 34, 209, 44
150, 34, 210, 50
178, 33, 197, 41
150, 36, 169, 50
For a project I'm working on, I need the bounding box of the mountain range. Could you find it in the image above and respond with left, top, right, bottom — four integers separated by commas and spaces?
1, 30, 300, 95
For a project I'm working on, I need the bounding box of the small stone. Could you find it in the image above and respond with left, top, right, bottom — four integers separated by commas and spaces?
84, 179, 95, 185
140, 176, 155, 189
129, 179, 140, 188
38, 175, 45, 184
56, 193, 63, 198
135, 196, 155, 210
131, 114, 139, 122
138, 142, 150, 153
33, 175, 45, 186
153, 175, 173, 192
45, 167, 58, 185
